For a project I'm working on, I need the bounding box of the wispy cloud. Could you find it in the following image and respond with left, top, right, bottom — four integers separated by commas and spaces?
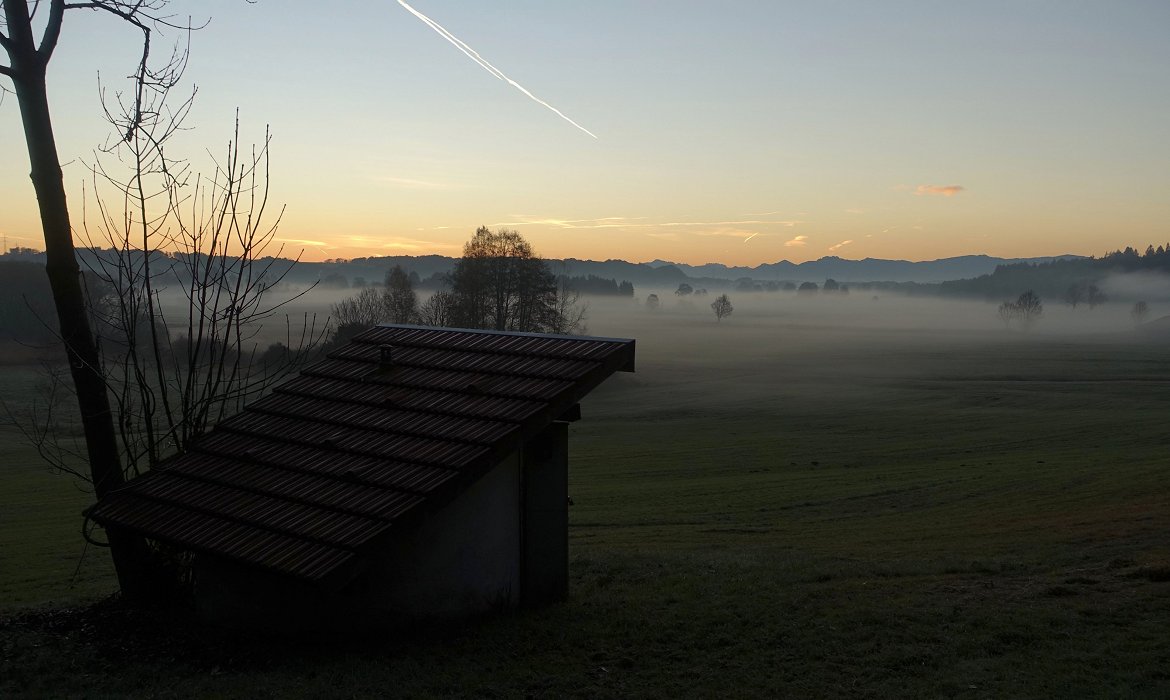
915, 184, 965, 197
828, 239, 853, 252
379, 235, 460, 252
493, 215, 804, 231
693, 228, 764, 238
276, 237, 329, 247
396, 0, 597, 139
784, 235, 808, 248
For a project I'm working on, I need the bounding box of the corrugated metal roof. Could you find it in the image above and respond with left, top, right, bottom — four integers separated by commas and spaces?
88, 324, 634, 588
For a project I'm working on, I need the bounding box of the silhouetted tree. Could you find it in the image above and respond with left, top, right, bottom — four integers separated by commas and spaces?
447, 227, 582, 333
319, 272, 350, 289
1131, 301, 1149, 325
645, 293, 660, 310
417, 290, 456, 327
676, 282, 694, 296
999, 290, 1042, 330
997, 301, 1019, 328
797, 281, 818, 295
711, 294, 733, 322
331, 288, 386, 328
1, 1, 312, 597
1064, 282, 1086, 309
1087, 284, 1106, 309
1, 0, 156, 594
384, 264, 418, 323
823, 278, 840, 293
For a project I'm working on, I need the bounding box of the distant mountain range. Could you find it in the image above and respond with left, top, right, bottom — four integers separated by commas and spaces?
0, 248, 1089, 290
638, 254, 1087, 285
299, 253, 1088, 289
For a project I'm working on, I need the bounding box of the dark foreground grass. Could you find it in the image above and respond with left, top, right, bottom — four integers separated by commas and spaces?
3, 553, 1168, 698
2, 326, 1169, 697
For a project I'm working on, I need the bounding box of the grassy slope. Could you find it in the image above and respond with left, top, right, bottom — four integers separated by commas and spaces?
2, 310, 1168, 697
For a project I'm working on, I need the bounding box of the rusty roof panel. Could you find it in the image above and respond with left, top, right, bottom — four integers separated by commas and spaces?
251, 393, 513, 445
357, 325, 627, 362
94, 491, 355, 581
130, 474, 386, 549
275, 376, 545, 422
328, 343, 596, 380
218, 412, 491, 468
165, 456, 423, 521
194, 432, 459, 494
89, 325, 634, 589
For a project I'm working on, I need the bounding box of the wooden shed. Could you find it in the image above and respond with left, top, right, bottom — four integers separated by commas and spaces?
88, 325, 635, 628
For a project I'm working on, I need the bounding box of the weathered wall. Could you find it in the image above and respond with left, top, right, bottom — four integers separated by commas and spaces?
355, 451, 522, 618
522, 422, 569, 606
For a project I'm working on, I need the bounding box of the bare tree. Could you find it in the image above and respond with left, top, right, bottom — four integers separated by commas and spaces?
547, 267, 587, 335
384, 264, 418, 324
997, 301, 1018, 328
2, 2, 318, 596
417, 290, 456, 327
999, 290, 1042, 331
1015, 290, 1042, 329
1064, 282, 1086, 309
78, 117, 323, 479
711, 293, 733, 322
1131, 300, 1149, 325
447, 227, 583, 333
0, 0, 200, 595
331, 287, 386, 328
1087, 284, 1107, 310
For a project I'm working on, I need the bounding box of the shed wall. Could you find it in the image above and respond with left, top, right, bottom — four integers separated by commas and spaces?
355, 452, 522, 618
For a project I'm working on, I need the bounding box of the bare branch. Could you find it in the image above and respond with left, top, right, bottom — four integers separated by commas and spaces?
0, 63, 14, 78
37, 0, 65, 60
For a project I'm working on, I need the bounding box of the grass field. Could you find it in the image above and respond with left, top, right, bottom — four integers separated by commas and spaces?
2, 296, 1169, 697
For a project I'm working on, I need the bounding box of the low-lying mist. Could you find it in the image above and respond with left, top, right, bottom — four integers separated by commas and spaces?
143, 283, 1161, 369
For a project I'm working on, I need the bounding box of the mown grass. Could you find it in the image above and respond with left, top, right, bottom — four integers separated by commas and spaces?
2, 316, 1169, 697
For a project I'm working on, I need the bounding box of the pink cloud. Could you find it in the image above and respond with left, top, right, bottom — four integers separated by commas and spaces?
915, 184, 965, 197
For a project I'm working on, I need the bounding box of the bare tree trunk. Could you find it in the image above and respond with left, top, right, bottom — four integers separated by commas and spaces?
3, 0, 151, 599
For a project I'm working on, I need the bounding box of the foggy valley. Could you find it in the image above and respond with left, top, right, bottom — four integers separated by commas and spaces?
4, 0, 1170, 696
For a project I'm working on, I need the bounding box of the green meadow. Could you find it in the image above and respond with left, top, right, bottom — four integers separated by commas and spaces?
2, 294, 1168, 697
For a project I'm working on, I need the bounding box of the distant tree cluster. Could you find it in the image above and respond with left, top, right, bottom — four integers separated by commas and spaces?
1063, 282, 1106, 310
318, 272, 350, 289
935, 242, 1170, 301
997, 290, 1044, 330
414, 227, 585, 335
330, 264, 419, 342
559, 274, 634, 296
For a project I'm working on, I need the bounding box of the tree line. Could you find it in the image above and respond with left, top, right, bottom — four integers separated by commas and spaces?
329, 227, 587, 343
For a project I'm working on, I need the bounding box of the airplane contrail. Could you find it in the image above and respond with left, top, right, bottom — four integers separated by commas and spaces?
744, 232, 759, 243
396, 0, 598, 139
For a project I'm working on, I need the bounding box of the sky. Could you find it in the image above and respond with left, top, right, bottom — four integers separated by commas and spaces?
3, 1, 1169, 266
